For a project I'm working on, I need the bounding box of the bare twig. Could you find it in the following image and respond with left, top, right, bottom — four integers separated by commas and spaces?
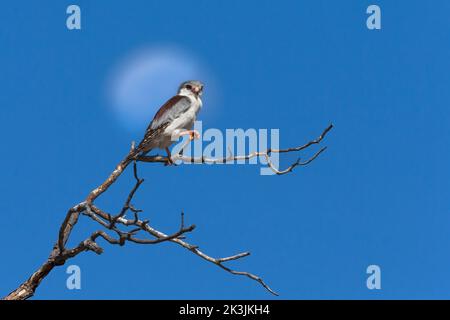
109, 162, 144, 229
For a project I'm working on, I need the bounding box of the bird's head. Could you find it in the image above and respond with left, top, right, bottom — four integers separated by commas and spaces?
178, 80, 204, 98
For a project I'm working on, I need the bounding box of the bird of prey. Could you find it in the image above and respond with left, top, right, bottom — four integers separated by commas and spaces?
128, 80, 204, 163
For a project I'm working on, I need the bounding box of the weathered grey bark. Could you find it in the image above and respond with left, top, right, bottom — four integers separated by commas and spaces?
3, 124, 332, 300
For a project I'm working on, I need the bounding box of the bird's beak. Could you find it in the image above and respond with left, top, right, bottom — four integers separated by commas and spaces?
193, 86, 203, 95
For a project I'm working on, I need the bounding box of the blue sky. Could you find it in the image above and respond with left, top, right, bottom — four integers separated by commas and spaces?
1, 0, 450, 299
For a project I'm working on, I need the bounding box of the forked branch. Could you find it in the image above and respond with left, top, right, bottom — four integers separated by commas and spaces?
3, 124, 333, 300
137, 124, 333, 175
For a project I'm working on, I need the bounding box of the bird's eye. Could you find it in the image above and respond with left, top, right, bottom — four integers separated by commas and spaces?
185, 85, 192, 90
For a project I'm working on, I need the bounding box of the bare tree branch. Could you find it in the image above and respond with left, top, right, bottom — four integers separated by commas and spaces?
2, 124, 332, 300
137, 124, 333, 175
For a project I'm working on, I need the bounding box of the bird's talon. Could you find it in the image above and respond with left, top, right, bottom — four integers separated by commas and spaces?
189, 130, 200, 141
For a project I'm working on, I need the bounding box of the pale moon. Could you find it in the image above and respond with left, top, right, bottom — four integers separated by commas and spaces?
106, 46, 213, 133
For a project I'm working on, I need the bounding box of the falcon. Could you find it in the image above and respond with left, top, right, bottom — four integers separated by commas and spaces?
128, 80, 204, 164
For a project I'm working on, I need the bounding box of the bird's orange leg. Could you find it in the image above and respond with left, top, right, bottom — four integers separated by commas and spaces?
179, 130, 200, 141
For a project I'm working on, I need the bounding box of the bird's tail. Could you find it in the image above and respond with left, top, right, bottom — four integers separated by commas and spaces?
126, 143, 151, 162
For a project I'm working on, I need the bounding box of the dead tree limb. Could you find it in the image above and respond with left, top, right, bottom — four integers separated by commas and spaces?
2, 124, 333, 300
137, 124, 333, 175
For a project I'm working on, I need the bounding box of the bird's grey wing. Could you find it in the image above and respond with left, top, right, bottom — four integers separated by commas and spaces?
135, 95, 191, 153
149, 95, 192, 130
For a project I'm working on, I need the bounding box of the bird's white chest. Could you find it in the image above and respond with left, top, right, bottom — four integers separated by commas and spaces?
163, 94, 201, 137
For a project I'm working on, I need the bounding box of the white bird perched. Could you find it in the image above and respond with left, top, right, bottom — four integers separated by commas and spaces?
128, 80, 204, 164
